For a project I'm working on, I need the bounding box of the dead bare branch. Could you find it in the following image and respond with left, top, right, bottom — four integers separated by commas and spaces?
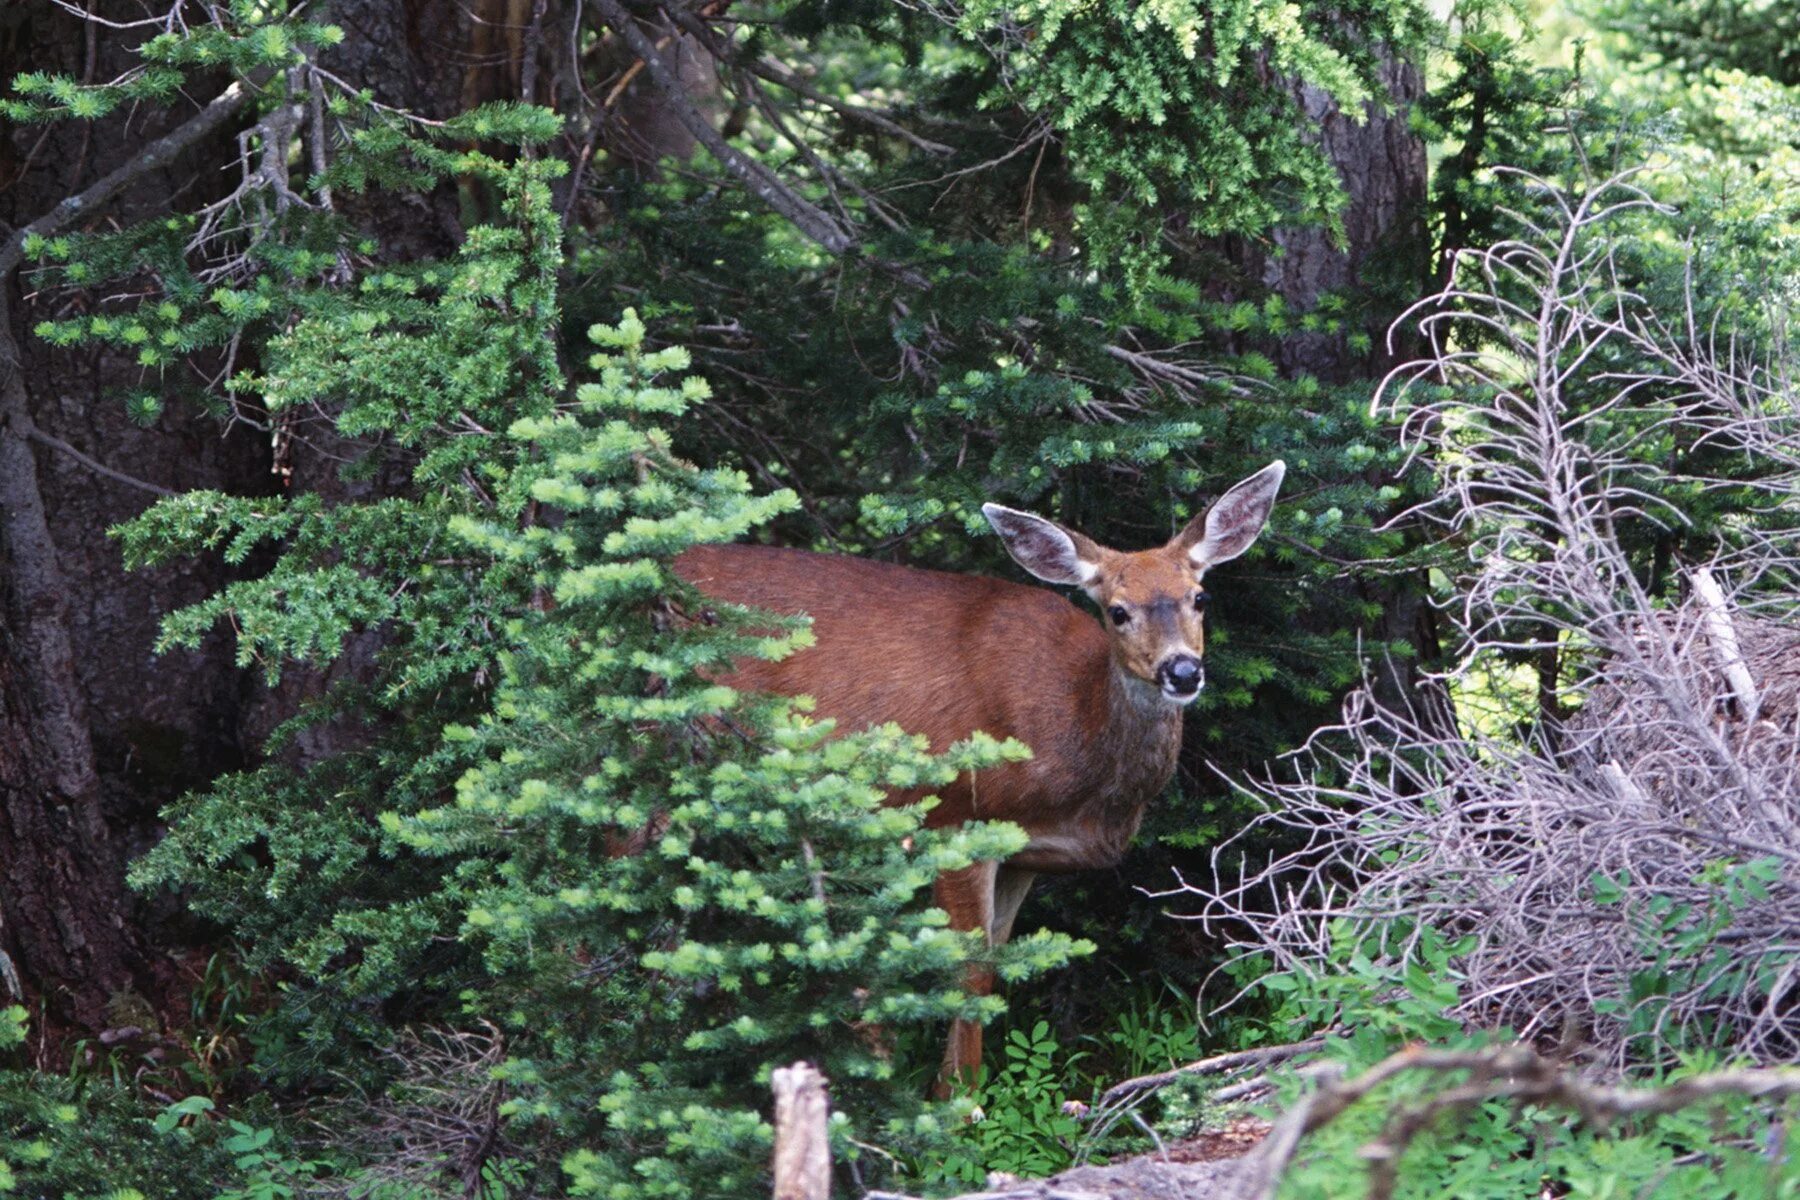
590, 0, 855, 254
1169, 165, 1800, 1066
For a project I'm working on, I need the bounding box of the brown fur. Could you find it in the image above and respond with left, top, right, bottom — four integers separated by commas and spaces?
673, 543, 1196, 857
672, 464, 1281, 1090
672, 538, 1205, 1089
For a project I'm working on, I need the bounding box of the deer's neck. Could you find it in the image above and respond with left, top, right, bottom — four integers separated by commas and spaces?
1091, 657, 1185, 811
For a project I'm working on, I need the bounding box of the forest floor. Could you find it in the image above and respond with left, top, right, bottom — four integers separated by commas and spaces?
927, 1116, 1273, 1200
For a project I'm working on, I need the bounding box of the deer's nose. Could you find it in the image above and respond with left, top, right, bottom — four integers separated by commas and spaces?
1157, 655, 1204, 697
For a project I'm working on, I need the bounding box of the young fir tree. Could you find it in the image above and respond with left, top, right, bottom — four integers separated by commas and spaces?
127, 308, 1083, 1193
405, 311, 1079, 1193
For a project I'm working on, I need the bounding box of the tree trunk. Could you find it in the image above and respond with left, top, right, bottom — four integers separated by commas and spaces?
1219, 49, 1447, 715
0, 0, 487, 1036
0, 7, 195, 1032
1224, 53, 1430, 377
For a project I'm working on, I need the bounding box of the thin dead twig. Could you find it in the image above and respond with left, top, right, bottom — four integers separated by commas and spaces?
1098, 1035, 1331, 1107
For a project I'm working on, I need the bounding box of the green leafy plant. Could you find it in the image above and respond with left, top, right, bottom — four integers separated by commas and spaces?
928, 1020, 1090, 1185
0, 1029, 242, 1200
1096, 986, 1204, 1078
213, 1120, 323, 1200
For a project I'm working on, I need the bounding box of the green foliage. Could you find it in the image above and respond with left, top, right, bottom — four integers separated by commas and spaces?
948, 0, 1429, 277
0, 1030, 240, 1200
1255, 923, 1472, 1048
928, 1021, 1089, 1185
213, 1118, 325, 1200
7, 0, 1695, 1191
1592, 858, 1791, 1058
1598, 0, 1800, 86
1093, 989, 1203, 1078
408, 314, 1082, 1195
11, 15, 1071, 1189
1269, 1058, 1800, 1199
1236, 952, 1800, 1200
1420, 0, 1584, 270
121, 289, 1084, 1191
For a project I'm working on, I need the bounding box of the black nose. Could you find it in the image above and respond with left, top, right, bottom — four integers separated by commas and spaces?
1157, 655, 1204, 695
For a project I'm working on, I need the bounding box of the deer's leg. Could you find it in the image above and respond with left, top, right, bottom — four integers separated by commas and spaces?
990, 864, 1037, 946
932, 860, 997, 1098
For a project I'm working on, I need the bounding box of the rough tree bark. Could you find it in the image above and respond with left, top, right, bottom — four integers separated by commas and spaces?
0, 0, 485, 1036
0, 13, 257, 1030
1216, 50, 1445, 721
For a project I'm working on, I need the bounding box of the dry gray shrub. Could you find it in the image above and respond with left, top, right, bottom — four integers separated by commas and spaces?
1174, 167, 1800, 1065
307, 1021, 521, 1198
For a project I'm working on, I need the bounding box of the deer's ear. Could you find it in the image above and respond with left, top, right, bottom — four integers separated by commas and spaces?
1176, 461, 1285, 574
983, 504, 1104, 587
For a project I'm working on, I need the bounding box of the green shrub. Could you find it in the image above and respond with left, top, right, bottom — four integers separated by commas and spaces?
927, 1020, 1090, 1186
0, 1015, 245, 1200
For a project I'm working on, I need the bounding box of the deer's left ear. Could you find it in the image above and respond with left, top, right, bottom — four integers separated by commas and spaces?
1174, 461, 1285, 574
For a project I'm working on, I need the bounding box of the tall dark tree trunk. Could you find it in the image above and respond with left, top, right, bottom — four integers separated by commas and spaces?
1220, 51, 1448, 715
0, 9, 231, 1032
1232, 54, 1431, 382
0, 0, 484, 1037
0, 278, 141, 1028
0, 626, 135, 1031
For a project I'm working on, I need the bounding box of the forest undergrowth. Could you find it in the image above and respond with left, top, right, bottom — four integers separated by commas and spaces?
2, 0, 1799, 1195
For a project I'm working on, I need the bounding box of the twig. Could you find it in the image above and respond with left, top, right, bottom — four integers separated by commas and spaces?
25, 425, 176, 497
1691, 567, 1760, 722
306, 62, 335, 212
589, 0, 854, 253
772, 1062, 831, 1200
1, 80, 253, 275
1098, 1035, 1331, 1106
519, 0, 549, 107
665, 8, 953, 156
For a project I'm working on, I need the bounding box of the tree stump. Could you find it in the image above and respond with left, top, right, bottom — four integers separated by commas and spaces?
772, 1061, 830, 1200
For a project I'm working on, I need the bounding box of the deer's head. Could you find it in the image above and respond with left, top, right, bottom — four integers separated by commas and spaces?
983, 462, 1285, 704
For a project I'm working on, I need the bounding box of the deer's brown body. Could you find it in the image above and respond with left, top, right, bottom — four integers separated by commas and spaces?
672, 461, 1285, 1090
675, 543, 1183, 871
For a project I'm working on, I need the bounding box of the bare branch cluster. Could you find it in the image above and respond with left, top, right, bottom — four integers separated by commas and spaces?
305, 1022, 516, 1198
1171, 167, 1800, 1065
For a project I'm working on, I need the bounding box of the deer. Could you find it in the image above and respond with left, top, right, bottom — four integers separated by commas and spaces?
672, 461, 1286, 1092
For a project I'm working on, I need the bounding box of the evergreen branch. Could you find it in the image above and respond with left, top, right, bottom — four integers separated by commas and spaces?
666, 7, 955, 156
590, 0, 855, 254
0, 79, 253, 276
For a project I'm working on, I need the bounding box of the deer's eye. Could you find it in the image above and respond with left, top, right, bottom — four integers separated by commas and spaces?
1108, 605, 1131, 626
1193, 592, 1210, 611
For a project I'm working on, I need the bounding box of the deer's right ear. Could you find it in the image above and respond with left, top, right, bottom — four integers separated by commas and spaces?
982, 504, 1103, 587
